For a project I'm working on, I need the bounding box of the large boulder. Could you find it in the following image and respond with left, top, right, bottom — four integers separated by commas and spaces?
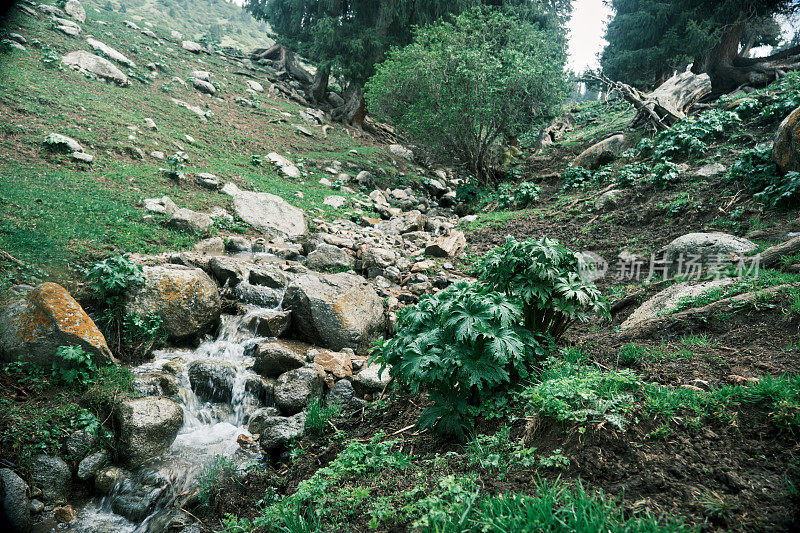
223, 184, 307, 240
283, 273, 386, 353
274, 364, 325, 415
572, 134, 627, 170
307, 243, 354, 272
620, 279, 734, 329
354, 364, 392, 394
774, 106, 800, 174
114, 397, 183, 467
663, 232, 758, 271
64, 0, 85, 23
425, 231, 467, 258
182, 41, 202, 53
234, 282, 283, 308
61, 51, 129, 86
252, 341, 307, 378
30, 455, 70, 503
124, 265, 221, 341
77, 451, 109, 481
312, 349, 352, 379
188, 359, 237, 403
0, 283, 112, 365
44, 133, 82, 153
249, 412, 305, 451
85, 38, 134, 68
375, 211, 427, 235
192, 78, 216, 95
0, 468, 31, 533
166, 208, 213, 234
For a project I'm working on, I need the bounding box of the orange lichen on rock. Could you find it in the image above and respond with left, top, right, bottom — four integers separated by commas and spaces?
0, 282, 112, 365
773, 106, 800, 173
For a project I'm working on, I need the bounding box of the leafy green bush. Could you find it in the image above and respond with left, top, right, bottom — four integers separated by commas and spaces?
514, 182, 541, 208
729, 145, 800, 207
377, 281, 540, 438
561, 166, 594, 190
653, 109, 740, 161
650, 161, 682, 189
614, 162, 649, 188
86, 254, 144, 305
366, 7, 567, 181
51, 345, 99, 389
478, 236, 609, 341
464, 427, 536, 476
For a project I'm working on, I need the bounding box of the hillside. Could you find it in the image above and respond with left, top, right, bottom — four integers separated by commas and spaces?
1, 2, 800, 533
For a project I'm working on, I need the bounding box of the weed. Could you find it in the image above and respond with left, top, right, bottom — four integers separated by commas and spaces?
197, 455, 239, 508
51, 345, 99, 389
304, 397, 341, 436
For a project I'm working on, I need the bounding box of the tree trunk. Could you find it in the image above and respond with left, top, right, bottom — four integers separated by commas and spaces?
331, 84, 366, 128
251, 44, 314, 86
694, 22, 800, 94
308, 65, 330, 105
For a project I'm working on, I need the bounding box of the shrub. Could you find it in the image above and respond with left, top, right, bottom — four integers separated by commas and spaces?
653, 109, 740, 161
514, 182, 541, 208
650, 161, 682, 189
561, 166, 594, 190
729, 145, 800, 207
614, 162, 649, 188
377, 281, 542, 439
477, 236, 609, 341
51, 345, 99, 389
366, 8, 568, 182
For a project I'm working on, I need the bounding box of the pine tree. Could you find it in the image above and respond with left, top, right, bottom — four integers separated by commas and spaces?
601, 0, 800, 93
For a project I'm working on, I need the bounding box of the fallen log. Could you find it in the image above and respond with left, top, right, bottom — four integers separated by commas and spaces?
756, 235, 800, 269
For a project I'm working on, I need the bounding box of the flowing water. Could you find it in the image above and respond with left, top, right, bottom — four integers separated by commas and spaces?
62, 310, 274, 533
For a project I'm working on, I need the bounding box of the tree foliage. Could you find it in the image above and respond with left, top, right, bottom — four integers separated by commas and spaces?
365, 7, 567, 180
601, 0, 799, 88
246, 0, 569, 87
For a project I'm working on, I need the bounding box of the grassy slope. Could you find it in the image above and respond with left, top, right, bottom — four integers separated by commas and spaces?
0, 3, 413, 290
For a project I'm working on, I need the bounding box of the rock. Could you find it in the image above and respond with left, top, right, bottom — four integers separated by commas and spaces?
194, 237, 225, 255
0, 468, 31, 533
774, 106, 800, 173
86, 38, 135, 68
114, 397, 183, 467
313, 349, 352, 379
39, 5, 65, 17
274, 364, 324, 415
66, 429, 99, 459
307, 243, 354, 272
425, 231, 466, 258
166, 208, 213, 234
44, 132, 82, 153
170, 30, 184, 40
246, 79, 264, 92
64, 0, 86, 22
234, 282, 283, 308
195, 172, 221, 190
31, 455, 70, 502
621, 279, 734, 329
151, 151, 165, 160
295, 125, 314, 137
252, 341, 307, 378
77, 451, 109, 481
389, 144, 414, 161
123, 20, 141, 30
141, 29, 157, 39
323, 195, 346, 209
283, 273, 386, 353
72, 151, 93, 163
696, 163, 726, 178
135, 371, 180, 397
0, 282, 112, 366
572, 134, 627, 170
354, 364, 391, 393
29, 500, 43, 514
355, 171, 375, 188
95, 467, 125, 494
236, 96, 256, 108
375, 210, 427, 235
124, 265, 220, 341
595, 189, 623, 210
224, 236, 252, 253
54, 505, 77, 523
192, 78, 216, 95
362, 247, 397, 278
144, 196, 178, 215
57, 24, 81, 37
247, 309, 291, 338
188, 359, 237, 403
62, 51, 129, 86
110, 478, 167, 522
250, 412, 305, 450
171, 98, 209, 122
663, 232, 758, 269
326, 379, 355, 406
249, 265, 287, 288
6, 41, 26, 51
267, 152, 301, 178
228, 188, 308, 240
182, 41, 202, 53
209, 256, 250, 286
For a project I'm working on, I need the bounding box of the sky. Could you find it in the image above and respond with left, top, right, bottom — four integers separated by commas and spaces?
566, 0, 613, 74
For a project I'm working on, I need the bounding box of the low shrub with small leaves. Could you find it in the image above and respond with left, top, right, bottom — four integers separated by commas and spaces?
561, 165, 594, 190
651, 160, 682, 189
514, 181, 541, 207
653, 109, 740, 161
614, 162, 649, 188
